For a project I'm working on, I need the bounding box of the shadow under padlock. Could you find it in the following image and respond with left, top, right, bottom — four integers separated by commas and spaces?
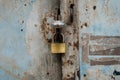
51, 21, 66, 54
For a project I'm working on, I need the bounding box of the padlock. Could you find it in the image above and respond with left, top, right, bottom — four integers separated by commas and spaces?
51, 43, 65, 53
51, 28, 66, 54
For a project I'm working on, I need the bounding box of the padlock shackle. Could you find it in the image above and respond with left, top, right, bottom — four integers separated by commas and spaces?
55, 28, 62, 33
52, 33, 64, 43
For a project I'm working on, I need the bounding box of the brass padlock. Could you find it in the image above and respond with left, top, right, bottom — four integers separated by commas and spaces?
51, 43, 65, 53
51, 28, 66, 54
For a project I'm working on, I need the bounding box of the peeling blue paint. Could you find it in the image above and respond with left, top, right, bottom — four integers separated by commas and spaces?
80, 0, 120, 79
0, 0, 37, 80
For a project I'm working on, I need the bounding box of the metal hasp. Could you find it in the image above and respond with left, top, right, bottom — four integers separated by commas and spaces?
51, 21, 66, 54
50, 2, 66, 54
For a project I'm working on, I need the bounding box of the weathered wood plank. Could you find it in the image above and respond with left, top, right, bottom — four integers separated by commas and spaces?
90, 46, 120, 55
82, 33, 90, 63
89, 36, 120, 55
90, 58, 120, 65
90, 36, 120, 40
90, 36, 120, 45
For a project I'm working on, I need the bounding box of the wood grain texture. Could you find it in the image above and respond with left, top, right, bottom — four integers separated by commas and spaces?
90, 58, 120, 65
89, 36, 120, 55
82, 33, 90, 63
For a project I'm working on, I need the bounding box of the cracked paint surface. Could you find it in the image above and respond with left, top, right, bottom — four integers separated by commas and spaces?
79, 0, 120, 80
0, 0, 120, 80
0, 0, 61, 80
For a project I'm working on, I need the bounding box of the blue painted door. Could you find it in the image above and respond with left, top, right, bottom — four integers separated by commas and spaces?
79, 0, 120, 80
0, 0, 61, 80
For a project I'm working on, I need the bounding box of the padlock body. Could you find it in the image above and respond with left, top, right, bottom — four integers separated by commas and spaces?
51, 43, 65, 53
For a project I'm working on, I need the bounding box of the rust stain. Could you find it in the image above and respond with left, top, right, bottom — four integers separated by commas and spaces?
41, 17, 53, 43
67, 60, 74, 65
46, 72, 50, 75
41, 18, 47, 31
86, 8, 88, 11
68, 42, 72, 46
81, 25, 83, 28
40, 8, 58, 43
69, 55, 76, 59
63, 72, 75, 80
81, 22, 88, 28
61, 0, 79, 80
84, 23, 88, 27
46, 38, 52, 43
66, 31, 72, 35
73, 40, 79, 50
